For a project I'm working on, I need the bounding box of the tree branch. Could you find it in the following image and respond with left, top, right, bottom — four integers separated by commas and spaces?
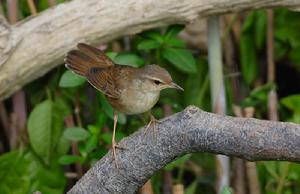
67, 106, 300, 194
0, 0, 300, 100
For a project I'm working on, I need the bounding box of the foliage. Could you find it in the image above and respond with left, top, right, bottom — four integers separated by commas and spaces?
240, 10, 267, 85
0, 151, 66, 194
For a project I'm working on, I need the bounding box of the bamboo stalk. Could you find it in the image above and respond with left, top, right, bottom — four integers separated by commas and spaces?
267, 9, 278, 121
207, 16, 230, 193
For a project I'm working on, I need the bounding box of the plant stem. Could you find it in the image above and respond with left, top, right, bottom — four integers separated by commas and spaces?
276, 162, 290, 194
207, 15, 230, 193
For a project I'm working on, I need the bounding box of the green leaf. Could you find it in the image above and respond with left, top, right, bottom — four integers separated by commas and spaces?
184, 58, 210, 110
88, 124, 101, 135
0, 151, 30, 194
63, 127, 90, 142
281, 94, 300, 113
52, 98, 69, 153
221, 186, 233, 194
275, 41, 289, 60
58, 155, 83, 165
240, 31, 259, 85
292, 113, 300, 124
254, 10, 267, 50
184, 181, 198, 194
59, 70, 86, 88
84, 136, 99, 152
56, 134, 70, 156
53, 97, 71, 117
163, 48, 197, 73
240, 11, 266, 85
144, 30, 164, 43
164, 25, 184, 40
249, 83, 275, 100
106, 52, 118, 60
25, 151, 66, 194
288, 47, 300, 70
101, 133, 112, 144
38, 0, 49, 11
165, 38, 186, 48
28, 100, 52, 164
275, 9, 300, 48
138, 39, 161, 51
113, 53, 145, 67
242, 12, 256, 31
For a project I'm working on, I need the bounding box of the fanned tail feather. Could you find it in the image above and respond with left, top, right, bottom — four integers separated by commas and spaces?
64, 43, 114, 77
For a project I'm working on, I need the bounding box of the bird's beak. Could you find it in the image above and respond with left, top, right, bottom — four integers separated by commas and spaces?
169, 82, 184, 91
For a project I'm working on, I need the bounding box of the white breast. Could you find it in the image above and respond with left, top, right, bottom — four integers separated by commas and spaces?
119, 89, 160, 115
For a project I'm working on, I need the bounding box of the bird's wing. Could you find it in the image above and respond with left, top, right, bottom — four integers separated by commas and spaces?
65, 43, 119, 98
86, 67, 120, 99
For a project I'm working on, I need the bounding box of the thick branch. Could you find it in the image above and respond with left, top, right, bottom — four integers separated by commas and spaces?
67, 106, 300, 194
0, 0, 300, 100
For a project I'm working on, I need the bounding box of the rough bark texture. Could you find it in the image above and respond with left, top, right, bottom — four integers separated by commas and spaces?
1, 0, 300, 100
67, 106, 300, 194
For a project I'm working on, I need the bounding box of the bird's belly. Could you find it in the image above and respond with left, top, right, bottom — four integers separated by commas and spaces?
116, 91, 160, 115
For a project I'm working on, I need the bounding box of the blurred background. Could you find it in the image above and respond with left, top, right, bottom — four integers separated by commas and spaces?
0, 0, 300, 194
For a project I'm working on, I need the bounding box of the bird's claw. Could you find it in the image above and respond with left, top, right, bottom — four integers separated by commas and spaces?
144, 115, 161, 139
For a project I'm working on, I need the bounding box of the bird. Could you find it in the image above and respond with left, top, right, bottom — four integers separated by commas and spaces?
65, 43, 183, 167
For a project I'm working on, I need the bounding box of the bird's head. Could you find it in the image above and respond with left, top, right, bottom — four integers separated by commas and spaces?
138, 65, 184, 92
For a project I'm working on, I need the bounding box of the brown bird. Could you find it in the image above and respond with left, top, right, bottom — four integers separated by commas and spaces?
65, 43, 183, 167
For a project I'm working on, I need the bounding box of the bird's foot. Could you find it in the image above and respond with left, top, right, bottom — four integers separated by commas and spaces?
111, 140, 126, 168
144, 114, 161, 139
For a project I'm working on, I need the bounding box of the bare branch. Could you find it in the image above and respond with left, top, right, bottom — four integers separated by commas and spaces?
67, 106, 300, 194
1, 0, 300, 100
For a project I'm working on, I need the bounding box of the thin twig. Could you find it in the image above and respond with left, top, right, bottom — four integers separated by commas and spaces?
0, 1, 5, 16
7, 0, 18, 24
267, 10, 275, 84
47, 0, 56, 7
0, 102, 10, 138
267, 9, 278, 121
163, 171, 173, 194
243, 107, 261, 194
27, 0, 37, 16
74, 93, 83, 127
138, 180, 154, 194
64, 115, 83, 178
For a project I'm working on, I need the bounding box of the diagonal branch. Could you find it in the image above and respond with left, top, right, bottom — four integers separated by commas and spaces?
0, 0, 300, 100
67, 106, 300, 194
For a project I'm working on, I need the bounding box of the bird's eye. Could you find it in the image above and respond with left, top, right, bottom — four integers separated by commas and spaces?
154, 80, 161, 85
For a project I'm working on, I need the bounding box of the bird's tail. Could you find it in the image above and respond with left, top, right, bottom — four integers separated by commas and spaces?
65, 43, 114, 76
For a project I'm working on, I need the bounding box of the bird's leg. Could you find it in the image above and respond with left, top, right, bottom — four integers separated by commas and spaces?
112, 111, 119, 168
144, 113, 161, 139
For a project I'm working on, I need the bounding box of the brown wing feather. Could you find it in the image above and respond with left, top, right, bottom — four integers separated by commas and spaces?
86, 67, 119, 98
65, 43, 119, 98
